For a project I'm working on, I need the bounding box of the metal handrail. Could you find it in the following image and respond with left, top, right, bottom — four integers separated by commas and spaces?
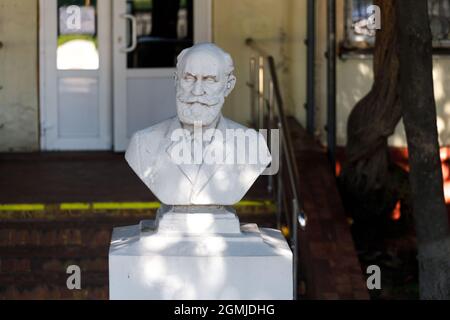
246, 38, 307, 299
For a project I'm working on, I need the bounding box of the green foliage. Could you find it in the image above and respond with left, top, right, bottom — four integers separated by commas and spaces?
58, 34, 98, 49
132, 0, 153, 10
58, 0, 97, 7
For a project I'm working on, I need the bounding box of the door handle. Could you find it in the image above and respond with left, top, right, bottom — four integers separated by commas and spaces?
120, 14, 137, 53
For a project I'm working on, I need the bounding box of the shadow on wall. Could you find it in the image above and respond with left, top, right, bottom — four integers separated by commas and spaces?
213, 0, 306, 127
337, 58, 450, 148
336, 59, 373, 147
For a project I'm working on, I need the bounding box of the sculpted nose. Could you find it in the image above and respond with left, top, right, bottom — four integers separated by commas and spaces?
192, 79, 205, 96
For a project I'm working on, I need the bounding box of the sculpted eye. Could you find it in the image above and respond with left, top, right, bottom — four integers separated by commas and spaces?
204, 76, 217, 83
184, 75, 196, 82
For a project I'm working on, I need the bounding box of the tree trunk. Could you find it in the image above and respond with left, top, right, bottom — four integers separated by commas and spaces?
396, 0, 450, 300
339, 0, 406, 251
341, 0, 401, 196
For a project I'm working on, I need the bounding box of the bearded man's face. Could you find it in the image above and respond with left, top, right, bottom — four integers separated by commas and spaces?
176, 50, 234, 127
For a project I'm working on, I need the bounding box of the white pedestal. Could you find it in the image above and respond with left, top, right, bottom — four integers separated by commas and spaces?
109, 206, 293, 300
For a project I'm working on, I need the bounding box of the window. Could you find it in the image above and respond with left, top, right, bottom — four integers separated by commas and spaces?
344, 0, 450, 49
126, 0, 194, 69
345, 0, 375, 48
429, 0, 450, 46
57, 0, 99, 70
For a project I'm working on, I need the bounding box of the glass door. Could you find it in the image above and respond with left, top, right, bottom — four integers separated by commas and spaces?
113, 0, 211, 151
40, 0, 112, 150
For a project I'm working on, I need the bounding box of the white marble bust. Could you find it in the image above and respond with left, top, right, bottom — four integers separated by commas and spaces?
125, 43, 271, 205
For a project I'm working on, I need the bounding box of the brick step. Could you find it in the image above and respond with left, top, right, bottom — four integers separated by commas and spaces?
0, 255, 108, 272
0, 218, 152, 228
0, 285, 109, 300
0, 228, 113, 248
0, 255, 109, 299
1, 219, 278, 250
0, 256, 110, 299
0, 202, 276, 220
1, 223, 278, 248
0, 246, 108, 258
0, 211, 277, 248
0, 270, 107, 287
0, 205, 278, 300
0, 213, 275, 228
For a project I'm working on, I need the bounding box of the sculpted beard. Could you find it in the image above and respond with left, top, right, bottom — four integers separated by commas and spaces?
177, 92, 225, 126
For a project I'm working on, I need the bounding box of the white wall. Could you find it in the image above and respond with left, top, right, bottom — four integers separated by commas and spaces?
213, 0, 307, 127
0, 0, 39, 152
2, 0, 450, 152
335, 57, 450, 148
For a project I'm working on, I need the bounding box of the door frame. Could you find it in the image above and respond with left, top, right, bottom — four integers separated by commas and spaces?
39, 0, 212, 151
112, 0, 212, 151
39, 0, 113, 151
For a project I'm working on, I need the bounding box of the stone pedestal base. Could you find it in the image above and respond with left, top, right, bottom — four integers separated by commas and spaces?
109, 206, 293, 300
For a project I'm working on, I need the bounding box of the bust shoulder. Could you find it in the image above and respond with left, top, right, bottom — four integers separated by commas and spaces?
222, 117, 249, 131
222, 117, 269, 152
132, 117, 176, 142
125, 117, 177, 179
222, 117, 265, 141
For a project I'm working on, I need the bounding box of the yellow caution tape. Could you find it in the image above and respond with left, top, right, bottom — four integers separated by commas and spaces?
0, 200, 275, 212
0, 204, 45, 211
60, 203, 91, 211
92, 202, 161, 210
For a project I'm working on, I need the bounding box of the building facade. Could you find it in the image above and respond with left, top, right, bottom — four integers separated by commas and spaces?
2, 0, 450, 152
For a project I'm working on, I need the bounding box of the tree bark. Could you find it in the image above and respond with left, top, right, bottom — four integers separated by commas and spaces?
396, 0, 450, 300
339, 0, 406, 252
341, 0, 401, 196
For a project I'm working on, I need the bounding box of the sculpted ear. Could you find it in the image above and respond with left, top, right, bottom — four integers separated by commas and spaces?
175, 47, 190, 88
224, 75, 236, 97
174, 72, 179, 88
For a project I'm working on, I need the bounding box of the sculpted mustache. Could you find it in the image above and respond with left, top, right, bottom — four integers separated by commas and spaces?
177, 95, 222, 106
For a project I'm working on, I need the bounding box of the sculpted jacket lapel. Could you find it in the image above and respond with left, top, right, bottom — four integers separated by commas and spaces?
192, 117, 234, 198
164, 118, 198, 186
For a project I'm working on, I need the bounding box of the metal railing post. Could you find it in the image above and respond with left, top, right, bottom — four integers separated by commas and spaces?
327, 0, 337, 174
276, 120, 283, 231
246, 39, 308, 300
268, 80, 274, 194
292, 199, 299, 300
250, 58, 257, 126
258, 56, 265, 130
306, 0, 316, 136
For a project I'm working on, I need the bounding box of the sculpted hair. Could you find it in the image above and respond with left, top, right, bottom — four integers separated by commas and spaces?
176, 43, 235, 77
